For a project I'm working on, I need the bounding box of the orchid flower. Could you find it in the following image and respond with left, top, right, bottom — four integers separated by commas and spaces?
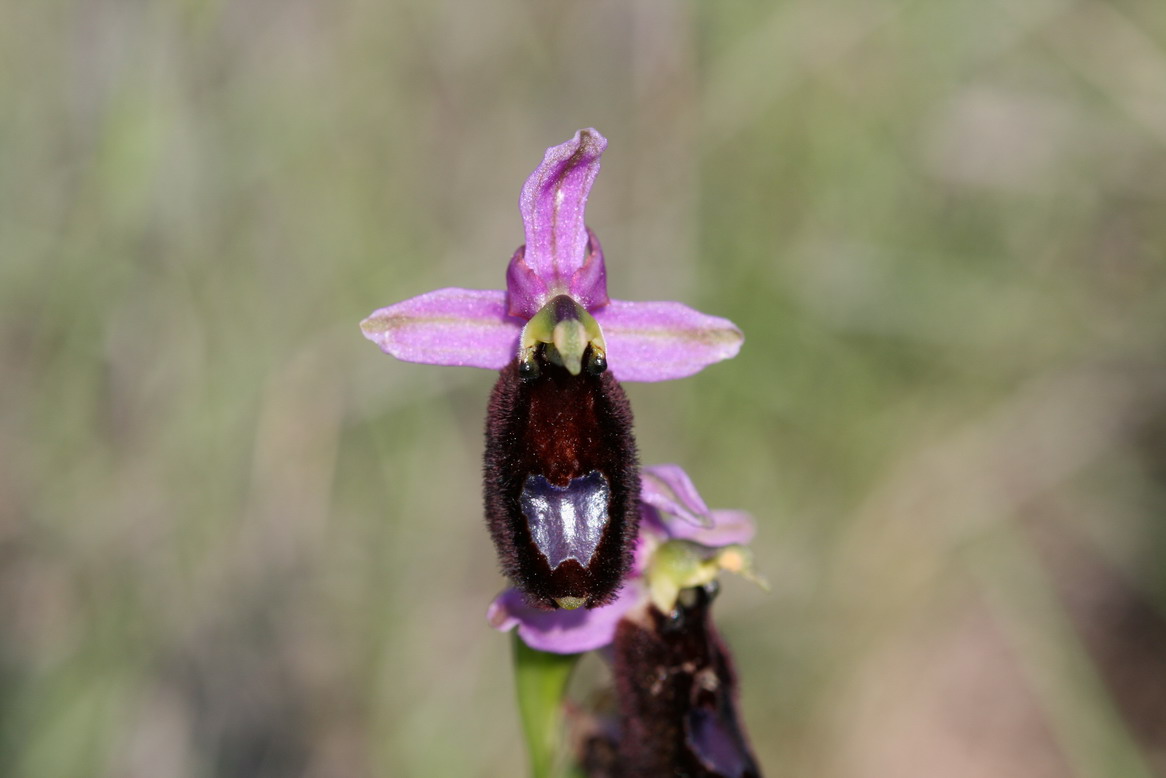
361, 130, 744, 611
360, 128, 743, 383
358, 131, 760, 776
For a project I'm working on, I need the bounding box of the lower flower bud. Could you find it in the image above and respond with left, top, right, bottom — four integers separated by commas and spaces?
607, 584, 763, 777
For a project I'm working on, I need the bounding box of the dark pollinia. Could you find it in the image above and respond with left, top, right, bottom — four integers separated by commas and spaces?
484, 350, 638, 610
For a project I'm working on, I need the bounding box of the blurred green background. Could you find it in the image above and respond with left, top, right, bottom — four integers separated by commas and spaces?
3, 0, 1166, 775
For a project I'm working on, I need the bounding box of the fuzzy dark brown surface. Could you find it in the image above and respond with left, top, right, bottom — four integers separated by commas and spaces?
609, 586, 762, 777
483, 358, 639, 609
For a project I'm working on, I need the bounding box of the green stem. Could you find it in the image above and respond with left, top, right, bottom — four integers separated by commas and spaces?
512, 635, 582, 778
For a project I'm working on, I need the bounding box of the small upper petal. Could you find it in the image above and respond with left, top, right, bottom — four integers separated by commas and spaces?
360, 287, 521, 369
641, 464, 757, 548
568, 227, 609, 311
510, 129, 610, 316
505, 229, 609, 319
641, 464, 713, 529
504, 245, 548, 319
593, 300, 744, 382
669, 509, 756, 547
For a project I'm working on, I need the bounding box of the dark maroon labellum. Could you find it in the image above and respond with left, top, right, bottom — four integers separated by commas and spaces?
484, 354, 639, 609
604, 583, 763, 777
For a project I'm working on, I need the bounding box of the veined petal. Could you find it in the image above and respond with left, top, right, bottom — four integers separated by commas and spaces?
569, 227, 609, 311
504, 245, 548, 318
510, 129, 610, 316
487, 581, 645, 654
360, 288, 520, 369
668, 509, 756, 547
594, 300, 744, 382
641, 464, 713, 529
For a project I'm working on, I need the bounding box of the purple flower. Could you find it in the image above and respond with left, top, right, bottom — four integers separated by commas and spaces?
361, 130, 744, 611
487, 464, 758, 654
360, 128, 743, 383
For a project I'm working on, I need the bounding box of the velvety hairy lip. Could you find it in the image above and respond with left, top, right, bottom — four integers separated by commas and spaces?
488, 463, 759, 655
484, 359, 638, 610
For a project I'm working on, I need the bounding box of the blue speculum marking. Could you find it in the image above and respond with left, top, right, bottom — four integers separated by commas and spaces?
520, 470, 611, 570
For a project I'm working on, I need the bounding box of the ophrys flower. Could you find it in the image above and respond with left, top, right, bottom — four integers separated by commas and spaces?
360, 129, 743, 382
361, 131, 743, 609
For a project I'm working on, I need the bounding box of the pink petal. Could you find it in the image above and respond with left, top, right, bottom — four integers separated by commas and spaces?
668, 509, 756, 547
594, 300, 744, 382
505, 229, 609, 318
504, 245, 548, 318
641, 464, 713, 528
641, 465, 757, 547
508, 130, 610, 317
568, 227, 609, 311
360, 288, 521, 369
487, 580, 645, 654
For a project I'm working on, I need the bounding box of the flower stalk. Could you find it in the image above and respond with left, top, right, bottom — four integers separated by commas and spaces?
513, 636, 583, 778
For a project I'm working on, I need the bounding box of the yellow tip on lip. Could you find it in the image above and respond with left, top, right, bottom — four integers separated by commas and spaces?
554, 596, 587, 610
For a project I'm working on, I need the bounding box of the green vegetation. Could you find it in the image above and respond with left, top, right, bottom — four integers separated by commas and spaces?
2, 0, 1165, 775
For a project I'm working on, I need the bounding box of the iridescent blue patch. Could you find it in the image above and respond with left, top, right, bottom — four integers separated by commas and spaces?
520, 471, 611, 570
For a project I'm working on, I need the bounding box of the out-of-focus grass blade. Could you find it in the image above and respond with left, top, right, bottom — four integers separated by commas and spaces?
968, 525, 1156, 778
